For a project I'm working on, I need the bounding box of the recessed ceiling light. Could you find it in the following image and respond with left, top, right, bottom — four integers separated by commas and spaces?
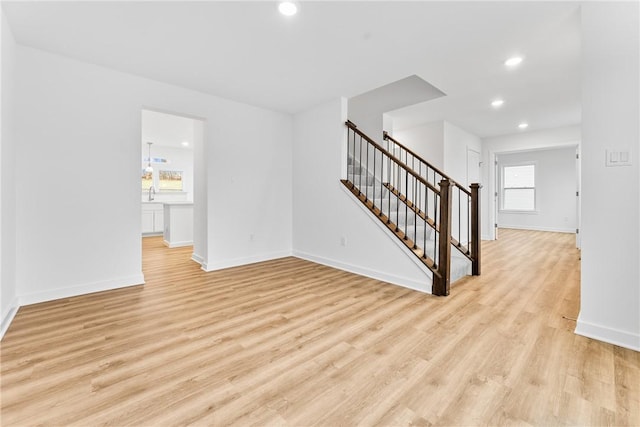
518, 123, 529, 129
491, 99, 504, 108
505, 56, 523, 67
181, 141, 189, 147
278, 1, 298, 16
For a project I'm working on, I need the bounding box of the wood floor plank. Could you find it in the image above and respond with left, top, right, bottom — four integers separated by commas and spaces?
1, 230, 638, 426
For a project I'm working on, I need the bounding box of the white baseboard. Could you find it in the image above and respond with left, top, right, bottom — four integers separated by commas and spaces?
163, 240, 193, 248
191, 252, 204, 264
202, 250, 292, 272
1, 297, 20, 340
293, 250, 431, 295
18, 273, 145, 307
575, 319, 640, 352
499, 225, 576, 233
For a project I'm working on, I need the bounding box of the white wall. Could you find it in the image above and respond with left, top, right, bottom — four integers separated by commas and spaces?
497, 147, 577, 233
11, 45, 292, 307
392, 121, 444, 170
348, 75, 445, 143
204, 105, 292, 270
192, 119, 207, 265
1, 11, 19, 338
482, 125, 581, 240
391, 120, 482, 184
292, 98, 432, 293
577, 2, 639, 351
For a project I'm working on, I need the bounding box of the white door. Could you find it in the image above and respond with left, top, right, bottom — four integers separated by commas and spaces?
467, 149, 481, 186
466, 149, 482, 242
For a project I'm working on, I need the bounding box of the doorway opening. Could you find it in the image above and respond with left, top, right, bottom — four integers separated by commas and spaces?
490, 144, 580, 248
140, 108, 205, 275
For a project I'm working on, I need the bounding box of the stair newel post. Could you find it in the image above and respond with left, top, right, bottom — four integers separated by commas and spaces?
470, 183, 481, 276
434, 179, 452, 296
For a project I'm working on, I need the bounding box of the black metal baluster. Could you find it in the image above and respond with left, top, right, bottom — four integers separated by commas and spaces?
467, 195, 471, 252
365, 139, 369, 201
351, 130, 356, 187
358, 136, 363, 193
458, 187, 461, 247
373, 146, 377, 213
423, 184, 428, 258
418, 162, 421, 211
404, 169, 408, 239
426, 177, 429, 222
413, 176, 417, 249
387, 154, 391, 223
396, 161, 400, 231
434, 193, 438, 266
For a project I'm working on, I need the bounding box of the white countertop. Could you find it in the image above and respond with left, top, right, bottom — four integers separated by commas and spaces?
163, 201, 194, 206
142, 201, 193, 205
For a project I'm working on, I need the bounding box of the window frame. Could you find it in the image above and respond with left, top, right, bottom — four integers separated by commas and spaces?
500, 161, 538, 213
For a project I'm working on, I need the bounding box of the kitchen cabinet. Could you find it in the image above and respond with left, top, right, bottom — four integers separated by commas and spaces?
142, 203, 164, 234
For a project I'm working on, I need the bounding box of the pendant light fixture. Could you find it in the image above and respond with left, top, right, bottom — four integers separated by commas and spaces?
145, 142, 154, 173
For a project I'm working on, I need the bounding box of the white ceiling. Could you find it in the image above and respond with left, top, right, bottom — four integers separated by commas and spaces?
142, 109, 195, 149
2, 1, 581, 138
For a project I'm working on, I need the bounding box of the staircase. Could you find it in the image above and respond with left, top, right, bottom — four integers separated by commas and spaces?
341, 121, 481, 296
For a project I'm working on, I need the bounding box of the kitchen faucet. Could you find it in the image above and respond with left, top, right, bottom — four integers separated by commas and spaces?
148, 185, 156, 201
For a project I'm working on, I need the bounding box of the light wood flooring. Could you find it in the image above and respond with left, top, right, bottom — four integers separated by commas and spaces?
1, 229, 638, 426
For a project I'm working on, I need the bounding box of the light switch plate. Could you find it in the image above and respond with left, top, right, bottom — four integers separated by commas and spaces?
606, 148, 632, 167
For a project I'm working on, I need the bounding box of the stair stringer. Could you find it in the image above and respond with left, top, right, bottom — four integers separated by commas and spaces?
338, 183, 434, 294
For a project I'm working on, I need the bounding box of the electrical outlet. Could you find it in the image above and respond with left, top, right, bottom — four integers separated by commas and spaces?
340, 236, 347, 247
249, 233, 255, 242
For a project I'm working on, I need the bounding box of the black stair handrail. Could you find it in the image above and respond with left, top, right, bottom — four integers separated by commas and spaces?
344, 121, 452, 295
346, 121, 439, 194
383, 131, 471, 196
344, 121, 481, 294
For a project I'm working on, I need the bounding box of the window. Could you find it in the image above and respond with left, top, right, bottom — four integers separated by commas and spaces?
501, 164, 535, 211
141, 170, 153, 190
159, 170, 183, 191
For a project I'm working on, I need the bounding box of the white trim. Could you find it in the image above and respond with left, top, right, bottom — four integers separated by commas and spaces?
18, 274, 145, 307
163, 239, 193, 248
499, 225, 576, 234
1, 297, 20, 340
191, 252, 204, 265
499, 209, 539, 215
499, 161, 537, 212
293, 251, 431, 295
191, 253, 209, 271
575, 319, 640, 352
202, 251, 292, 272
